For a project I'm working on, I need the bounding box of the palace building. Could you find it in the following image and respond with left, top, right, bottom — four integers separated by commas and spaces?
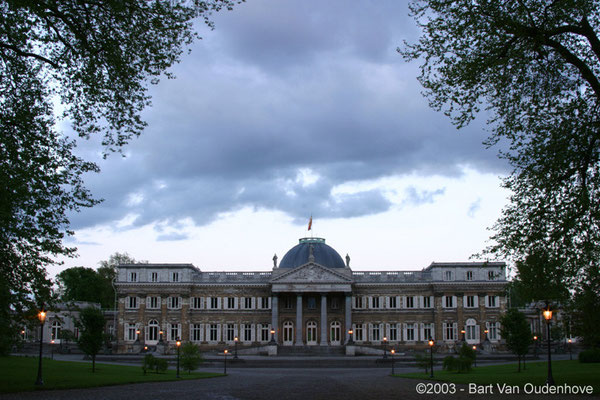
114, 237, 507, 354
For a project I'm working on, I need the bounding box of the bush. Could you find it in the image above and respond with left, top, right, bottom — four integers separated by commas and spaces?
181, 342, 203, 373
155, 358, 168, 373
142, 354, 155, 375
415, 353, 430, 374
579, 348, 600, 363
459, 342, 476, 361
443, 354, 472, 373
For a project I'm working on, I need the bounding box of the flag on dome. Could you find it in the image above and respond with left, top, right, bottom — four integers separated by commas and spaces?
308, 215, 312, 231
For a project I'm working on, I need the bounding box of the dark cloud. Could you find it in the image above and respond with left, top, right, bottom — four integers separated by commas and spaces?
67, 0, 509, 233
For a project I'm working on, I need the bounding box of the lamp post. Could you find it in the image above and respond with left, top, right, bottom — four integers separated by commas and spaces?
428, 339, 434, 378
159, 330, 164, 343
382, 336, 388, 360
533, 335, 538, 357
568, 338, 573, 361
461, 329, 466, 343
51, 339, 55, 360
35, 309, 46, 386
136, 329, 140, 342
224, 349, 228, 374
543, 306, 555, 385
234, 336, 239, 359
270, 329, 276, 344
347, 329, 354, 345
176, 339, 181, 378
390, 349, 395, 375
472, 345, 477, 367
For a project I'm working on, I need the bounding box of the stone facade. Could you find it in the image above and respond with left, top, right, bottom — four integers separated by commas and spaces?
114, 237, 507, 354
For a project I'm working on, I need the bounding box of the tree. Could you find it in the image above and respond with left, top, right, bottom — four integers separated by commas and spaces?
77, 306, 106, 372
97, 252, 138, 309
401, 0, 600, 345
180, 342, 203, 373
500, 309, 532, 372
1, 1, 238, 345
57, 267, 105, 305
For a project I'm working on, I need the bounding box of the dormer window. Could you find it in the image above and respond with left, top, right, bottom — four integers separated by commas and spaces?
444, 270, 454, 281
129, 272, 138, 282
466, 271, 473, 281
171, 272, 179, 282
150, 272, 159, 282
488, 270, 496, 280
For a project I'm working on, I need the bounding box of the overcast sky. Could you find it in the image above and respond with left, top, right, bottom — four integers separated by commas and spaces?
56, 0, 510, 276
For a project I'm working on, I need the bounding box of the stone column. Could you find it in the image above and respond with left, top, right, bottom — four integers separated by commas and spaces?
320, 294, 328, 346
345, 294, 352, 344
295, 294, 303, 345
271, 294, 279, 342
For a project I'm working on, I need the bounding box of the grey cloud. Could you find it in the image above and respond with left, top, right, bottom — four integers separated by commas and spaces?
156, 232, 189, 242
468, 198, 482, 218
402, 187, 446, 207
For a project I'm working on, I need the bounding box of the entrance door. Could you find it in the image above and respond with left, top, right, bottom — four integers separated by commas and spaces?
306, 321, 317, 345
283, 321, 294, 345
330, 321, 341, 345
146, 319, 159, 345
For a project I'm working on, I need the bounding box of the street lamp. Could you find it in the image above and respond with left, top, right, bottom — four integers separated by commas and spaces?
347, 329, 354, 345
461, 329, 466, 342
234, 336, 239, 359
390, 349, 395, 375
51, 339, 55, 360
159, 330, 164, 343
533, 335, 538, 357
568, 338, 573, 361
428, 339, 434, 378
472, 345, 477, 367
176, 339, 181, 378
35, 309, 47, 386
543, 306, 555, 385
224, 349, 228, 374
382, 336, 388, 360
136, 329, 141, 342
270, 329, 276, 344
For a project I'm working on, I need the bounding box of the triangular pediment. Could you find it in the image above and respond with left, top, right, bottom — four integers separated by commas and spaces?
271, 263, 352, 284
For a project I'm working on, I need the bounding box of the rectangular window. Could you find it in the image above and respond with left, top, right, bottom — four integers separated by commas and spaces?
150, 272, 159, 282
330, 298, 339, 309
422, 296, 432, 308
371, 324, 380, 341
355, 297, 364, 309
354, 324, 364, 341
307, 297, 317, 310
126, 324, 137, 341
466, 295, 476, 308
423, 323, 433, 341
488, 322, 500, 341
244, 297, 252, 309
261, 324, 270, 342
444, 296, 455, 308
406, 323, 415, 341
488, 270, 496, 280
226, 324, 235, 341
371, 297, 380, 309
171, 272, 179, 282
284, 297, 293, 309
444, 270, 453, 281
126, 296, 138, 309
227, 297, 236, 309
444, 323, 456, 340
389, 324, 398, 341
244, 325, 252, 342
147, 296, 159, 309
466, 271, 473, 281
209, 324, 218, 342
210, 297, 219, 309
261, 297, 270, 309
389, 297, 397, 309
405, 296, 415, 308
168, 296, 180, 309
486, 296, 498, 308
129, 272, 138, 282
169, 324, 180, 341
191, 324, 202, 342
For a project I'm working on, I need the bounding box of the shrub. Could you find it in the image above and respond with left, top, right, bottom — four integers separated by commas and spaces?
443, 353, 472, 373
459, 342, 476, 361
415, 353, 430, 374
142, 354, 156, 375
155, 358, 168, 373
181, 342, 204, 373
579, 348, 600, 363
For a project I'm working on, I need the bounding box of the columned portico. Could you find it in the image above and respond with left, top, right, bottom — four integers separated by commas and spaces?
320, 294, 327, 346
295, 294, 303, 345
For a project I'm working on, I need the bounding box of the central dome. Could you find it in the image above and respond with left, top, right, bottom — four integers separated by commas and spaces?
279, 237, 346, 269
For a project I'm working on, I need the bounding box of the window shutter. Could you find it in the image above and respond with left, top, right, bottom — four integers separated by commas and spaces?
352, 296, 356, 309
268, 297, 272, 309
452, 296, 457, 308
199, 323, 204, 342
368, 323, 373, 341
474, 295, 479, 307
234, 324, 239, 339
496, 322, 502, 339
442, 296, 446, 308
420, 323, 424, 342
234, 297, 239, 309
206, 297, 211, 309
495, 296, 500, 307
124, 324, 128, 341
352, 323, 356, 340
178, 297, 182, 309
251, 297, 256, 309
453, 323, 458, 341
217, 324, 222, 342
431, 323, 436, 340
402, 323, 407, 341
430, 296, 434, 308
463, 295, 467, 308
385, 323, 390, 339
379, 323, 384, 339
475, 324, 480, 340
442, 323, 447, 341
485, 295, 489, 307
251, 324, 256, 342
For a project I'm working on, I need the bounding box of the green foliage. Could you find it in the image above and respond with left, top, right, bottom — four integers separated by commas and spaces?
442, 355, 472, 373
501, 309, 532, 372
77, 307, 105, 372
154, 358, 168, 373
0, 0, 239, 347
570, 277, 600, 348
578, 348, 600, 363
180, 342, 203, 373
415, 353, 431, 373
402, 0, 600, 347
459, 342, 476, 361
142, 354, 155, 375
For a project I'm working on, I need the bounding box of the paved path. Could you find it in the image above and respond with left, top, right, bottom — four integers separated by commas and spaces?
3, 366, 596, 400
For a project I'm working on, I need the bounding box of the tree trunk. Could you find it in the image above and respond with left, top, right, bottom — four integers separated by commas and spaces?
92, 354, 96, 372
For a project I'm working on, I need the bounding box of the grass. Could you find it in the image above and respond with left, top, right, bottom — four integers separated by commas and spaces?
395, 359, 600, 394
0, 356, 225, 393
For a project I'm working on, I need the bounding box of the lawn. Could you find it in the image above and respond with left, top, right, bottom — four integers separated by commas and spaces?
0, 356, 225, 393
395, 360, 600, 394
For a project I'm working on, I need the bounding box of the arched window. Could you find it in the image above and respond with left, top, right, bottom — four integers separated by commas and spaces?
147, 319, 159, 343
306, 321, 317, 345
283, 321, 294, 345
465, 318, 480, 343
330, 321, 341, 345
